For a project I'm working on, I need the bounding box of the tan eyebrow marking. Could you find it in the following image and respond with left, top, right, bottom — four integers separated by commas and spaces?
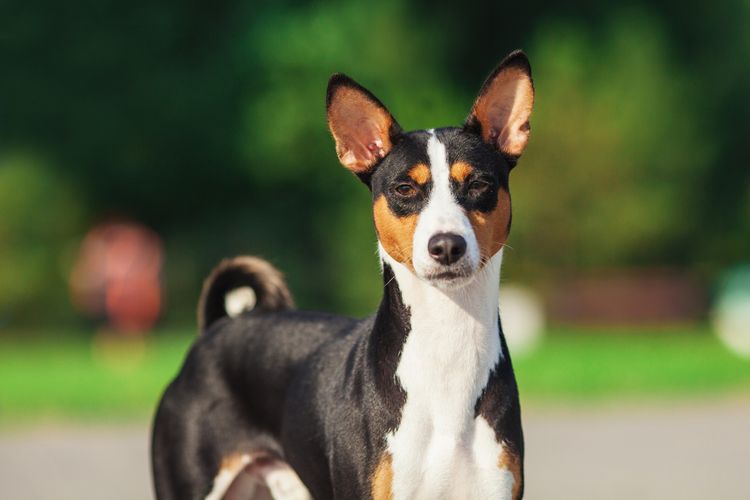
450, 161, 474, 182
407, 163, 431, 184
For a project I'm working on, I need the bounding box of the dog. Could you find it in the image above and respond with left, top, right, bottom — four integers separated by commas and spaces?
152, 49, 535, 500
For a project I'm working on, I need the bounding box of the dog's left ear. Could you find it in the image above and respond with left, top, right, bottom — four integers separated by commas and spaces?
326, 74, 402, 176
465, 50, 534, 165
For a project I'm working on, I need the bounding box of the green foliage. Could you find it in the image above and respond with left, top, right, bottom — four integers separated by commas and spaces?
0, 0, 748, 326
233, 0, 469, 314
0, 154, 86, 323
510, 10, 713, 278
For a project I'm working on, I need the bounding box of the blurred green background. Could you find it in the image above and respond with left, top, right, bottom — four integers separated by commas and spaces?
1, 0, 750, 420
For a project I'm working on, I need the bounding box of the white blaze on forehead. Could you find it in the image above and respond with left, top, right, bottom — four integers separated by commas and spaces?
411, 131, 479, 275
426, 131, 450, 192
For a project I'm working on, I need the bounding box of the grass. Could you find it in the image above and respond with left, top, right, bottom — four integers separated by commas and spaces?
0, 330, 192, 423
513, 327, 750, 403
1, 326, 749, 424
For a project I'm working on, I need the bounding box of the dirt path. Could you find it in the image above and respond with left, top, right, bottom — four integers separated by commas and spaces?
1, 399, 748, 499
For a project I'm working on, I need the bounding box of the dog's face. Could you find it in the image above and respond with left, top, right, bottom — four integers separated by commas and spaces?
327, 51, 534, 288
367, 129, 511, 287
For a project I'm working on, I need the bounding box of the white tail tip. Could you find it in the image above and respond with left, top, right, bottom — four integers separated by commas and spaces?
225, 287, 257, 318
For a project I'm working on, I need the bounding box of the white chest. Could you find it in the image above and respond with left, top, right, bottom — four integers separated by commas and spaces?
379, 251, 516, 499
386, 414, 515, 500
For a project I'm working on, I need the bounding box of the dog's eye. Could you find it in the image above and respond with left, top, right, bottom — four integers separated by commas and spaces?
394, 183, 417, 197
468, 180, 490, 194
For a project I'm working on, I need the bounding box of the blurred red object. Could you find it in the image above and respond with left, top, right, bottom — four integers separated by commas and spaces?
69, 222, 164, 334
547, 269, 707, 327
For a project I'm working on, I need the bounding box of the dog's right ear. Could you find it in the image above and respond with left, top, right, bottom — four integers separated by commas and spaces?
326, 74, 402, 177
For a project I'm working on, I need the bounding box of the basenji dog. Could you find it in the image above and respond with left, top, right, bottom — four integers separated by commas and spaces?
152, 49, 535, 500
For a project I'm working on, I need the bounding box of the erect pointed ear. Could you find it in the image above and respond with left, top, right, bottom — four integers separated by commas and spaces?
465, 50, 535, 164
326, 74, 402, 175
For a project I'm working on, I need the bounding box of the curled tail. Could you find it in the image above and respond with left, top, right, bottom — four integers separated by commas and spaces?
197, 256, 294, 332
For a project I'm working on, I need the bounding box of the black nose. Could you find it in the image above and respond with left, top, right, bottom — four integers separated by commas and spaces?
428, 233, 467, 265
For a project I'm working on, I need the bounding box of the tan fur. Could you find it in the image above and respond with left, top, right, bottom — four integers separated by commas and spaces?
450, 161, 474, 182
205, 452, 254, 500
498, 446, 523, 500
408, 163, 431, 185
373, 196, 418, 269
467, 189, 511, 262
371, 453, 393, 500
327, 87, 394, 173
471, 67, 534, 157
220, 452, 248, 473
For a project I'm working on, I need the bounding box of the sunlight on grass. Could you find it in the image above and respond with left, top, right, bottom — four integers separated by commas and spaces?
1, 327, 749, 423
0, 331, 192, 422
514, 327, 750, 402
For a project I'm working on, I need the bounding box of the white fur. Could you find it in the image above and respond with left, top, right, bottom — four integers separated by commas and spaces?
264, 467, 313, 500
411, 131, 480, 284
204, 454, 312, 500
205, 454, 251, 500
380, 247, 513, 499
225, 286, 257, 317
376, 131, 515, 499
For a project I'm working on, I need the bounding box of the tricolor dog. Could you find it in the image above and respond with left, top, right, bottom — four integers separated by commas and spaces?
152, 50, 535, 500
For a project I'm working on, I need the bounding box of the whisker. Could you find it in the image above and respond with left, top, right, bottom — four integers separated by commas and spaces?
383, 273, 397, 289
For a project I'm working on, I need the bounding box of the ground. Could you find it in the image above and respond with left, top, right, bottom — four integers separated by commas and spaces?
1, 328, 749, 498
2, 398, 749, 499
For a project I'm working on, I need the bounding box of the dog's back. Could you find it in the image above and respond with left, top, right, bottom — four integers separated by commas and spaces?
152, 257, 358, 499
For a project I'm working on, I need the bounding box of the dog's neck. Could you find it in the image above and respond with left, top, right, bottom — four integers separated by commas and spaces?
371, 248, 504, 421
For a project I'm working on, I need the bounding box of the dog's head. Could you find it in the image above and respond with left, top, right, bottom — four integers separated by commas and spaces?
327, 51, 534, 289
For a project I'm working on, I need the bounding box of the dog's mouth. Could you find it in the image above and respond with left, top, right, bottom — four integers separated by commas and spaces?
420, 265, 476, 288
427, 270, 465, 280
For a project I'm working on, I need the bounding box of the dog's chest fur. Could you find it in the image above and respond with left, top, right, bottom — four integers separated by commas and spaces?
379, 250, 515, 500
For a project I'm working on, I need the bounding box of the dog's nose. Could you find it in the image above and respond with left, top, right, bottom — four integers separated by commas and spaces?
428, 233, 467, 265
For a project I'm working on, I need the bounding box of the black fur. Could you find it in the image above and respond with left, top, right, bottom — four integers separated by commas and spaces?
369, 128, 512, 216
196, 256, 294, 331
370, 130, 432, 215
476, 318, 525, 499
152, 264, 522, 499
153, 55, 530, 499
